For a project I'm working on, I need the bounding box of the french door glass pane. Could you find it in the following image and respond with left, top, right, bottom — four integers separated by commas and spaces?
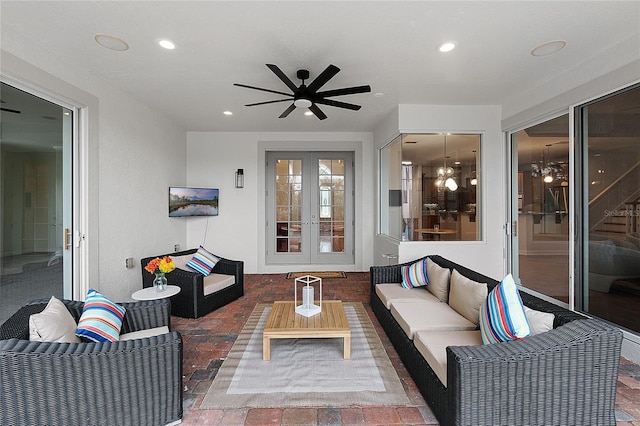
318, 159, 344, 253
275, 159, 302, 253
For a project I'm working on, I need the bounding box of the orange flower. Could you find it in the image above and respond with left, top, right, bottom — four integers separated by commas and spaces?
145, 256, 176, 274
144, 257, 161, 274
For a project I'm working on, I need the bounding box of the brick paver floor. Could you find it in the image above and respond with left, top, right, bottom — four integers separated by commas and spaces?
172, 272, 640, 425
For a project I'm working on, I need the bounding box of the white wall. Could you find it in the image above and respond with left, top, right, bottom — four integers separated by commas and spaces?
186, 131, 374, 273
0, 48, 187, 303
373, 104, 505, 281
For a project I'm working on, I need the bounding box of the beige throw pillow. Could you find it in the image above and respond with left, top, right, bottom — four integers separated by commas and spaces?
426, 258, 451, 303
448, 269, 488, 326
29, 296, 81, 343
524, 306, 554, 335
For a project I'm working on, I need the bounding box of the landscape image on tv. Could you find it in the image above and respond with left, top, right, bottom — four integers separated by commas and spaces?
169, 187, 219, 217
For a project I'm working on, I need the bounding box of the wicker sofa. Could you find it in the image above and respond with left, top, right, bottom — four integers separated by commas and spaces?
0, 298, 182, 426
371, 254, 623, 426
141, 248, 244, 318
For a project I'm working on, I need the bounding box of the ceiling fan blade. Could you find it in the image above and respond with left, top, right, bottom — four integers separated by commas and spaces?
266, 64, 299, 92
309, 104, 327, 120
245, 99, 293, 107
314, 98, 361, 111
234, 83, 293, 98
316, 85, 371, 98
0, 107, 21, 114
279, 103, 297, 118
306, 64, 340, 93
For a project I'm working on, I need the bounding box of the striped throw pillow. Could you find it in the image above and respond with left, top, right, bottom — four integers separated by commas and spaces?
479, 274, 530, 344
401, 258, 430, 289
75, 289, 126, 342
186, 245, 220, 276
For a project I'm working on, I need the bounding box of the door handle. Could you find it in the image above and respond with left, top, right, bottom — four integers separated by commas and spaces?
64, 228, 72, 250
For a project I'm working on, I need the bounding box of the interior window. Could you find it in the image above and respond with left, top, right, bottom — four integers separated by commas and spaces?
380, 133, 481, 241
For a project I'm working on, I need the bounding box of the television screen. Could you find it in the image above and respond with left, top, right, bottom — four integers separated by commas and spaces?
169, 187, 219, 217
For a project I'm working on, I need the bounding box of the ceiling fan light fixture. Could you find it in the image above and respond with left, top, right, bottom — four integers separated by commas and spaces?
294, 98, 312, 108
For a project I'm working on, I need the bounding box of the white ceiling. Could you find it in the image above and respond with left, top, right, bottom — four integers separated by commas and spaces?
1, 1, 639, 133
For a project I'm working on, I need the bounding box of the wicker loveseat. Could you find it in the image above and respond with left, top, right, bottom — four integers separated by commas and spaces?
0, 298, 182, 426
141, 248, 244, 318
371, 254, 623, 426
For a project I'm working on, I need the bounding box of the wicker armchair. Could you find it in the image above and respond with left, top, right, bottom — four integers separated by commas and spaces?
0, 298, 182, 426
371, 254, 623, 426
141, 248, 244, 318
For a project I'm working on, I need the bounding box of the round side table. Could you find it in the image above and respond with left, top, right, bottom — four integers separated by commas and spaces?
132, 285, 181, 301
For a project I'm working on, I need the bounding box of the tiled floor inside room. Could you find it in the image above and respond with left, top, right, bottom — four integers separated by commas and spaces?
173, 272, 640, 425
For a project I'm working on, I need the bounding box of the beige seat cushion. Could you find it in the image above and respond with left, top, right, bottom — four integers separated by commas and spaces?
426, 258, 451, 303
203, 273, 235, 296
390, 301, 477, 339
375, 283, 441, 309
120, 326, 170, 341
448, 269, 488, 326
174, 255, 235, 296
414, 330, 483, 387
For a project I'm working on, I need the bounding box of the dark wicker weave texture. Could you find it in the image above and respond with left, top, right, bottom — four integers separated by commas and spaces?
370, 254, 623, 426
0, 298, 183, 426
141, 248, 244, 318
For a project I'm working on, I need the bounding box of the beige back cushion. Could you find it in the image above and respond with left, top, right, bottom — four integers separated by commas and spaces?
29, 296, 81, 343
426, 258, 451, 303
448, 269, 488, 326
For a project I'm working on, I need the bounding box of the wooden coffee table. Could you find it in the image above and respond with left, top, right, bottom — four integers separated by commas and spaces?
263, 300, 351, 361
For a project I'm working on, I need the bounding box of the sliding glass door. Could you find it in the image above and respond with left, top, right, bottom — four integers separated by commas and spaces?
509, 115, 570, 304
0, 82, 75, 323
576, 84, 640, 333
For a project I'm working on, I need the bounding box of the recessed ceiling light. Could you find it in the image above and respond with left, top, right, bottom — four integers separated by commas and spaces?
531, 40, 566, 57
374, 92, 384, 98
454, 161, 461, 165
438, 42, 456, 53
223, 111, 233, 116
304, 111, 313, 116
158, 39, 176, 50
94, 34, 129, 51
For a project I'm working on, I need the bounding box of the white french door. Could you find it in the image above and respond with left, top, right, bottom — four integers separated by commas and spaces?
266, 151, 354, 265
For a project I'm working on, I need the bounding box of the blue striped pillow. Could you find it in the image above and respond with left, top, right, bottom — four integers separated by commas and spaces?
75, 289, 126, 342
479, 274, 530, 344
401, 258, 430, 289
186, 245, 219, 276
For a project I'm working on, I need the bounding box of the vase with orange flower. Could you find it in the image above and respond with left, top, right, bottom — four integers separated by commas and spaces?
144, 256, 176, 291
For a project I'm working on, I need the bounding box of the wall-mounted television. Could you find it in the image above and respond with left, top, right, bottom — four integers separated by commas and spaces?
169, 186, 219, 217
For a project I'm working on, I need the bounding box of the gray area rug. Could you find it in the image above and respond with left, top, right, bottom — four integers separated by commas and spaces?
202, 302, 409, 408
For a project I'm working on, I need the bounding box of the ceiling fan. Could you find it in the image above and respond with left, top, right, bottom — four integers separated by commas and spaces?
234, 64, 371, 120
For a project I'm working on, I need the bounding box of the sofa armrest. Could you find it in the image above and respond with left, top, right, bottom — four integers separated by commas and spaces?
213, 257, 244, 288
120, 298, 171, 333
0, 331, 183, 425
446, 318, 622, 426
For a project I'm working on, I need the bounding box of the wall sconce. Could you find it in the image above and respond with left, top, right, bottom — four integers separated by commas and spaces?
235, 168, 244, 188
